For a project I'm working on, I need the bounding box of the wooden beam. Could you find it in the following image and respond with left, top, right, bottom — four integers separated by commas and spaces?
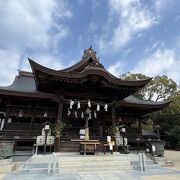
57, 97, 64, 123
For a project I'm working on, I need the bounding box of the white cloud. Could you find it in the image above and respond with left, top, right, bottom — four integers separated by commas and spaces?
145, 41, 164, 54
175, 14, 180, 23
0, 49, 21, 86
0, 0, 55, 50
107, 61, 124, 77
98, 0, 160, 52
0, 0, 72, 86
54, 0, 72, 19
21, 54, 64, 72
132, 48, 180, 83
154, 0, 170, 12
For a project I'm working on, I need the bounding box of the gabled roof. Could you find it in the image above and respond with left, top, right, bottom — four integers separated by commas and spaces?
29, 58, 152, 87
29, 47, 152, 99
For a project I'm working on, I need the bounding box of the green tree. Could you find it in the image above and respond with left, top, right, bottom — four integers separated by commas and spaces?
121, 73, 177, 102
168, 92, 180, 143
151, 91, 180, 144
121, 72, 149, 100
131, 119, 154, 130
122, 72, 180, 146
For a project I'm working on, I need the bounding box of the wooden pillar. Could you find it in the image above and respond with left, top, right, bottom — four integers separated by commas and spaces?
30, 108, 36, 135
57, 98, 63, 123
31, 108, 36, 123
138, 118, 142, 152
111, 103, 116, 127
54, 97, 63, 152
112, 103, 118, 151
101, 115, 105, 138
4, 107, 10, 129
138, 118, 142, 134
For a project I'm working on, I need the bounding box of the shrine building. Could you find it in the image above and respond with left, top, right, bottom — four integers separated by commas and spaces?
0, 47, 170, 152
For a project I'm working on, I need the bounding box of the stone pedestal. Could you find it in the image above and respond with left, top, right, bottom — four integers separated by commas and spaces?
0, 158, 17, 174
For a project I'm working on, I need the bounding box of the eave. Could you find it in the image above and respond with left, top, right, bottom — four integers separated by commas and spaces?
121, 95, 171, 109
0, 89, 54, 99
29, 58, 152, 92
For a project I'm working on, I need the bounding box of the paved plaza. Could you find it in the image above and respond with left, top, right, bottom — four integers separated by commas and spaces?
1, 150, 180, 180
2, 169, 180, 180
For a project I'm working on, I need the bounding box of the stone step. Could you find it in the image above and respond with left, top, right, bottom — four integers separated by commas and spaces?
59, 165, 132, 172
161, 161, 175, 167
23, 162, 49, 169
130, 160, 154, 165
59, 156, 128, 162
57, 154, 132, 172
132, 163, 161, 170
14, 153, 135, 175
16, 168, 59, 174
29, 155, 52, 163
59, 160, 131, 167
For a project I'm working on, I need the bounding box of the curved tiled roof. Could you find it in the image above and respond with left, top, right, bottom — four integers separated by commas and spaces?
29, 59, 152, 87
0, 71, 170, 109
0, 72, 54, 99
122, 95, 171, 109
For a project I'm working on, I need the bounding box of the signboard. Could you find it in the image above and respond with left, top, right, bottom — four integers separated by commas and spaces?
107, 136, 111, 143
152, 145, 156, 152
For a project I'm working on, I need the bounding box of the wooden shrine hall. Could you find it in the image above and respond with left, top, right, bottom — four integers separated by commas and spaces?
0, 47, 170, 153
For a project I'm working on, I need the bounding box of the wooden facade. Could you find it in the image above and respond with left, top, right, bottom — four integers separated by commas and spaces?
0, 47, 170, 152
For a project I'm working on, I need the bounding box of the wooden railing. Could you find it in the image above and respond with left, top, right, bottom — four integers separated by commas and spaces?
0, 129, 41, 137
1, 122, 42, 137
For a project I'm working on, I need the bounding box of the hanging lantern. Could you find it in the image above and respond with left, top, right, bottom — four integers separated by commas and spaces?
104, 104, 108, 111
81, 112, 84, 119
77, 101, 81, 109
68, 109, 71, 116
94, 111, 97, 118
88, 100, 91, 108
75, 111, 78, 118
97, 104, 100, 111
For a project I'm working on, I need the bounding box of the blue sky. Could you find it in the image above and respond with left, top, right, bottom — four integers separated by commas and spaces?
0, 0, 180, 86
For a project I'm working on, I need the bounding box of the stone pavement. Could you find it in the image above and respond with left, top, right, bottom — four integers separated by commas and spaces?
143, 175, 180, 180
2, 171, 140, 180
2, 151, 180, 180
2, 168, 180, 180
141, 150, 180, 180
